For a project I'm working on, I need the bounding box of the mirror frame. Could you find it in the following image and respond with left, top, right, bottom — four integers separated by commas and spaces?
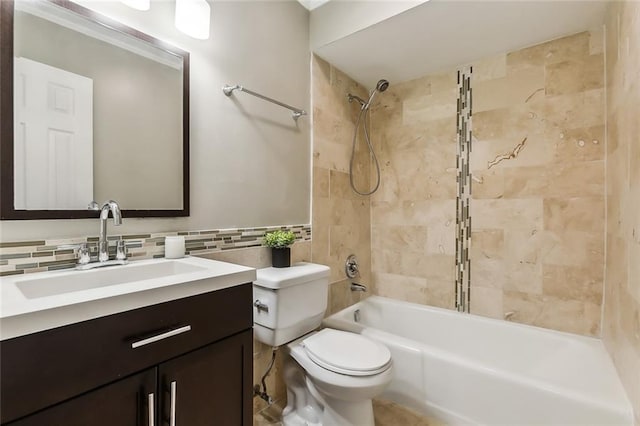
0, 0, 190, 220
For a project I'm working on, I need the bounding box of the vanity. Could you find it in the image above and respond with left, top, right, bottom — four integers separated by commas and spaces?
0, 257, 256, 425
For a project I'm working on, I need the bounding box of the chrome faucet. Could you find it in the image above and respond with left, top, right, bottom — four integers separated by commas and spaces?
350, 283, 367, 292
89, 200, 123, 263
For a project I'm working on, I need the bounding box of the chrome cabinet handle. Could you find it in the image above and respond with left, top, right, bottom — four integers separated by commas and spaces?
170, 381, 177, 426
131, 325, 192, 349
148, 392, 155, 426
254, 300, 269, 313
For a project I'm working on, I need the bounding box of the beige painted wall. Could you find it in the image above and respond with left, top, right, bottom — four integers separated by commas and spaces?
15, 10, 183, 209
603, 1, 640, 422
369, 30, 606, 337
2, 0, 310, 240
201, 50, 382, 414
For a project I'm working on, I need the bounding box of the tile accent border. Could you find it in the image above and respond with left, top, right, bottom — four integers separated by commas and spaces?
455, 67, 472, 313
0, 224, 311, 277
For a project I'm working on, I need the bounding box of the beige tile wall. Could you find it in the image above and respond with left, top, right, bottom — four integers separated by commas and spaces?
311, 55, 371, 300
369, 70, 457, 309
603, 1, 640, 422
369, 31, 606, 336
472, 31, 605, 335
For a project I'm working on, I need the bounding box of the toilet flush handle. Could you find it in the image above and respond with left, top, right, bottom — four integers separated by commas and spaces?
254, 299, 269, 313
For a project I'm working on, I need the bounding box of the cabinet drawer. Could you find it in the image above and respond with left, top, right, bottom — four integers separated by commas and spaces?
0, 283, 252, 424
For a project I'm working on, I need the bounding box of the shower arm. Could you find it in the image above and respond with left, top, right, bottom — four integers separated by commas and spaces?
347, 93, 367, 108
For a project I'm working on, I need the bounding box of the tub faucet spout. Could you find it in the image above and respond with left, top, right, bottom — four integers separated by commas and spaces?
350, 282, 367, 292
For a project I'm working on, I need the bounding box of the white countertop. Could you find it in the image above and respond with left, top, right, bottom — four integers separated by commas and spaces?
0, 256, 256, 341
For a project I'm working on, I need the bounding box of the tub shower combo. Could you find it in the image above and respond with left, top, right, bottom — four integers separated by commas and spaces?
324, 297, 632, 425
342, 70, 634, 424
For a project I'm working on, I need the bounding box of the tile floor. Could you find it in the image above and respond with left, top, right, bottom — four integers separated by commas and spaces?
253, 399, 443, 426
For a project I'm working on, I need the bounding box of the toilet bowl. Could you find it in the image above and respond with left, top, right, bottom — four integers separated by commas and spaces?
281, 329, 393, 426
252, 263, 393, 426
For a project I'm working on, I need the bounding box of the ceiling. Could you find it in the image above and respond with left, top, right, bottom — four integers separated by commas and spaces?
312, 0, 609, 88
297, 0, 330, 11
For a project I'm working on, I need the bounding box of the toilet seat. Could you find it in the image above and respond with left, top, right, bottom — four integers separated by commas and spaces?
302, 329, 391, 376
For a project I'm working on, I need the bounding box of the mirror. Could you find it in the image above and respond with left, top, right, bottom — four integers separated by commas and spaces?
0, 0, 190, 219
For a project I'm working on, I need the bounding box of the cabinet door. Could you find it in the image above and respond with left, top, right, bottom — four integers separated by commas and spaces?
7, 369, 156, 426
159, 330, 252, 426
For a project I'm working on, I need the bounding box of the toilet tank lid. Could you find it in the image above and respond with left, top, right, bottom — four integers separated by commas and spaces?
254, 262, 330, 289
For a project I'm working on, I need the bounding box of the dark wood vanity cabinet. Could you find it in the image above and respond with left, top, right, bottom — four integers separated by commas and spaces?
4, 369, 157, 426
0, 284, 253, 426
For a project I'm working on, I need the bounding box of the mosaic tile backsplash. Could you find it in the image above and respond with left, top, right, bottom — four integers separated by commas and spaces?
0, 225, 311, 277
455, 66, 473, 313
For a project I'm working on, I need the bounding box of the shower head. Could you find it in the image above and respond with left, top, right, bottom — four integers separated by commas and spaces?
364, 78, 390, 110
376, 79, 390, 92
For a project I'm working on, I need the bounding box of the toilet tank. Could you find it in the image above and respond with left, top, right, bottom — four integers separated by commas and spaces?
253, 262, 330, 346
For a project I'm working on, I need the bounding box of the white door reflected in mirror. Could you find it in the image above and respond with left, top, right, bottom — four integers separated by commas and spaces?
14, 57, 93, 210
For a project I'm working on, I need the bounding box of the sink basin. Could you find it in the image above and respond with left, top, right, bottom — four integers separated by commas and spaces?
1, 256, 256, 341
16, 260, 207, 299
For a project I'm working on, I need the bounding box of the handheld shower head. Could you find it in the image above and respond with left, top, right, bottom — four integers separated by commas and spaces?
364, 78, 390, 110
347, 79, 388, 196
376, 79, 390, 92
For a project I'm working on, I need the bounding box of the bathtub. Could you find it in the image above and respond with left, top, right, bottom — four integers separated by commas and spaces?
322, 296, 633, 425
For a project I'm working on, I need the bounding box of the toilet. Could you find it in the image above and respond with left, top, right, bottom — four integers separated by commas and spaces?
253, 262, 392, 426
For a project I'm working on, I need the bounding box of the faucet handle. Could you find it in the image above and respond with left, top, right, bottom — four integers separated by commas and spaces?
98, 241, 110, 262
77, 243, 91, 264
87, 201, 100, 211
57, 243, 91, 265
116, 240, 127, 261
345, 254, 359, 278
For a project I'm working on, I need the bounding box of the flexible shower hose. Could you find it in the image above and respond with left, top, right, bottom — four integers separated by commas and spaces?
349, 106, 381, 196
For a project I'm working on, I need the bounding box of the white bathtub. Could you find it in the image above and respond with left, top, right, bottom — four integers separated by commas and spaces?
323, 296, 633, 425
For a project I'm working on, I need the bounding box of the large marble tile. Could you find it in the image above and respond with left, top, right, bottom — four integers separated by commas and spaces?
473, 199, 543, 230
472, 54, 507, 82
506, 31, 591, 72
373, 399, 445, 426
313, 106, 356, 147
403, 88, 457, 124
473, 66, 544, 113
502, 161, 604, 198
373, 272, 429, 305
469, 286, 503, 319
543, 264, 603, 305
551, 125, 605, 162
470, 229, 504, 260
312, 167, 329, 199
543, 197, 604, 232
503, 291, 600, 336
545, 54, 604, 96
371, 225, 428, 253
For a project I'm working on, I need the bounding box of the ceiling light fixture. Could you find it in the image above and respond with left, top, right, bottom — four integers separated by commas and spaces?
175, 0, 211, 40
